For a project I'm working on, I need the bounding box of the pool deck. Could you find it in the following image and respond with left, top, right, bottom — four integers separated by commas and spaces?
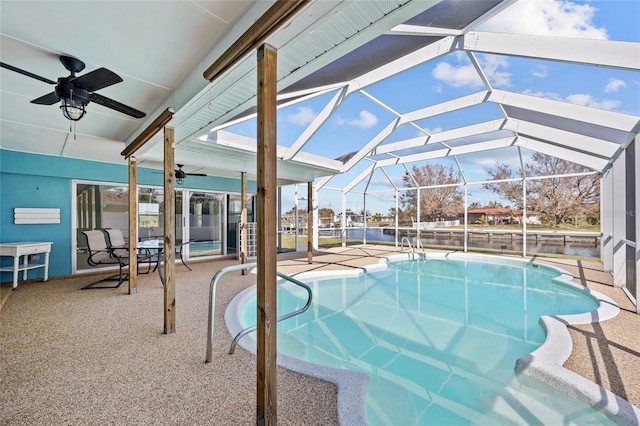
1, 245, 638, 424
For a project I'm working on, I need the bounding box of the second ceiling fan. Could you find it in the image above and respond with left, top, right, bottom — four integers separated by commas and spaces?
175, 164, 206, 185
154, 164, 207, 185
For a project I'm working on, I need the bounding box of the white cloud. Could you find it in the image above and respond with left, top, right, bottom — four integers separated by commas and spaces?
522, 89, 563, 101
348, 110, 378, 129
482, 55, 511, 87
287, 106, 316, 125
522, 89, 620, 110
432, 54, 511, 89
330, 115, 347, 126
432, 61, 483, 88
532, 65, 548, 78
480, 0, 608, 40
605, 78, 626, 93
565, 94, 620, 110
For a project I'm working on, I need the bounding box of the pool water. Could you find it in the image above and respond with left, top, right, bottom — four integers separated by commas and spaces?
238, 258, 613, 425
184, 240, 222, 257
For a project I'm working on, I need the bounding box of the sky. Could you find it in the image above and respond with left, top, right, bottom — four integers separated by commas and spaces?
227, 0, 640, 215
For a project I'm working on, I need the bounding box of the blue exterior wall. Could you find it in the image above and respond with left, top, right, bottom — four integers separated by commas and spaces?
0, 149, 255, 282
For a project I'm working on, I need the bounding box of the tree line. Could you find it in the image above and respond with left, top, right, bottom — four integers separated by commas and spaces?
398, 152, 600, 227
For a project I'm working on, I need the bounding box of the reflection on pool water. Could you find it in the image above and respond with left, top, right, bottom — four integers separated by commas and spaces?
237, 257, 614, 425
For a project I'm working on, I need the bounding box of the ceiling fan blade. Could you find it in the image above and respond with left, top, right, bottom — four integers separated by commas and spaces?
1, 62, 57, 85
186, 173, 207, 176
31, 92, 59, 105
73, 67, 122, 92
89, 93, 146, 118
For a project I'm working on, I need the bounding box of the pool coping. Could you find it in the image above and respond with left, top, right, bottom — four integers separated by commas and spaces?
225, 252, 640, 426
226, 268, 371, 426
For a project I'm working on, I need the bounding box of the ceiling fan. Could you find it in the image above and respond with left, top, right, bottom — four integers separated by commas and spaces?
0, 55, 146, 121
176, 164, 207, 185
155, 164, 207, 185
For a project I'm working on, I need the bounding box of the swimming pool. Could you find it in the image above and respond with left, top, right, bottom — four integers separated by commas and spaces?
226, 253, 635, 425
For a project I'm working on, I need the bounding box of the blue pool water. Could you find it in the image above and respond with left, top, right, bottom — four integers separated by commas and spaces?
238, 257, 614, 425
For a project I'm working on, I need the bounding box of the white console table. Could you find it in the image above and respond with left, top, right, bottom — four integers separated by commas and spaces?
0, 242, 53, 289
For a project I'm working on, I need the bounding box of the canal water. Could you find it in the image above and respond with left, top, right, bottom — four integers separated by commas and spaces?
321, 227, 600, 258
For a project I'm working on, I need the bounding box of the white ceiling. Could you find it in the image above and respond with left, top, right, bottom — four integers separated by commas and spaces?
0, 0, 256, 166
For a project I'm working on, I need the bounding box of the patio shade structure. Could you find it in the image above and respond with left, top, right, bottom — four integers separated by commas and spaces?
124, 0, 638, 311
1, 1, 638, 424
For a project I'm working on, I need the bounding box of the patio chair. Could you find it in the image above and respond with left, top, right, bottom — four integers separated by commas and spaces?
104, 229, 156, 274
81, 229, 153, 289
81, 230, 129, 289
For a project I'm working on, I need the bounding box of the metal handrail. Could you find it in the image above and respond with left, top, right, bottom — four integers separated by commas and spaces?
401, 236, 413, 253
401, 236, 416, 259
228, 271, 312, 354
205, 262, 313, 363
414, 237, 426, 257
206, 263, 255, 363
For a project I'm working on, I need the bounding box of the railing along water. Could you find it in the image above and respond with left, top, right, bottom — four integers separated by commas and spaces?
205, 262, 313, 363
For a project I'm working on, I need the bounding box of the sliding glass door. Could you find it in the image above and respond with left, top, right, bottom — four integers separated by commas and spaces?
75, 183, 230, 273
138, 189, 225, 259
185, 192, 225, 257
137, 188, 184, 249
75, 183, 129, 271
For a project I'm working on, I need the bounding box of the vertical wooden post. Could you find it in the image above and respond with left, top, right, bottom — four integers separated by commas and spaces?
241, 171, 248, 275
128, 157, 138, 294
277, 186, 282, 252
163, 127, 176, 334
307, 182, 313, 264
256, 43, 277, 426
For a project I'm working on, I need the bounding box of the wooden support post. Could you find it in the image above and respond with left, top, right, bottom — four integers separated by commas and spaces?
163, 127, 176, 334
256, 43, 277, 426
128, 157, 138, 294
277, 186, 282, 251
241, 171, 248, 275
307, 181, 313, 264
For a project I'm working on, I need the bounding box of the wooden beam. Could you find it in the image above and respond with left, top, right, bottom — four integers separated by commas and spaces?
240, 171, 248, 275
307, 181, 313, 264
256, 43, 278, 426
121, 108, 175, 159
128, 157, 138, 295
163, 127, 176, 334
203, 0, 310, 82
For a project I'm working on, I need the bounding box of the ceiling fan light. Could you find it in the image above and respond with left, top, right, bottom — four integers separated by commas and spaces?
176, 176, 184, 185
60, 97, 86, 121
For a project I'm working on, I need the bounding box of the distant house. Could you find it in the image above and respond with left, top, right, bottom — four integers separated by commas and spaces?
463, 208, 541, 225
